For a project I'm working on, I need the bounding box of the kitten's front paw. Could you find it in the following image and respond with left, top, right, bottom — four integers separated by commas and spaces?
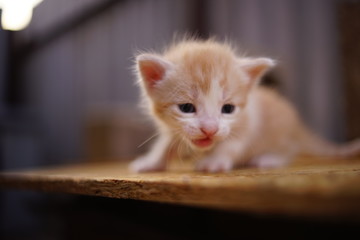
129, 156, 166, 173
249, 154, 289, 169
196, 156, 234, 173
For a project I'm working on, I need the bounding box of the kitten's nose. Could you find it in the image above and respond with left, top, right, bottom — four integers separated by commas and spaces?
200, 125, 219, 137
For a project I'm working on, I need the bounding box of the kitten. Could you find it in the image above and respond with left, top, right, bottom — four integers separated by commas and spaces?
129, 39, 360, 173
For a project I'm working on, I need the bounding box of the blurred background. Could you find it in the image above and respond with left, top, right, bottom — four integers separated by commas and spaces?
1, 0, 360, 238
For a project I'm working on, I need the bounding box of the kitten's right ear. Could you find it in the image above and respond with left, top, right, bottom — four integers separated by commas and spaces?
136, 54, 173, 89
239, 58, 276, 87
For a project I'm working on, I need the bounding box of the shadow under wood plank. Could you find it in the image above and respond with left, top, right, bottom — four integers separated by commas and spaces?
1, 194, 360, 240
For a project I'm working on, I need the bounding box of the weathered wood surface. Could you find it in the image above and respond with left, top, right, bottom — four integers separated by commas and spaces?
1, 157, 360, 219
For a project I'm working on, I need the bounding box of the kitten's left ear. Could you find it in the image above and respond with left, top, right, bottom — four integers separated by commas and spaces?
239, 58, 276, 85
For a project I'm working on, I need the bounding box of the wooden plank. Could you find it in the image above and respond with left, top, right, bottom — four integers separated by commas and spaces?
1, 157, 360, 219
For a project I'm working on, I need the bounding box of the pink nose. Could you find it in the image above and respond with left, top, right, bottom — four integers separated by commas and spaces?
200, 126, 219, 137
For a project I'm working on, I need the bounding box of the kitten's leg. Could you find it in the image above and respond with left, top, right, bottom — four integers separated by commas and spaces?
196, 141, 246, 173
129, 134, 173, 172
249, 153, 290, 169
196, 154, 234, 172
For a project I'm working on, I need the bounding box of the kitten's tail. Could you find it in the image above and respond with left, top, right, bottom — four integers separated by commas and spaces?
297, 126, 360, 158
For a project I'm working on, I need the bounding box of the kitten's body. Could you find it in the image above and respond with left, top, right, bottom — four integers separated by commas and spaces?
130, 39, 360, 172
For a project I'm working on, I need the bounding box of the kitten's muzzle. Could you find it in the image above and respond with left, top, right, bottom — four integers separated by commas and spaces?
200, 125, 218, 138
192, 125, 218, 148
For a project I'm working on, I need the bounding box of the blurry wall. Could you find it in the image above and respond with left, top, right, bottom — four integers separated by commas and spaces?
1, 0, 350, 168
10, 0, 193, 166
209, 0, 344, 143
0, 31, 6, 117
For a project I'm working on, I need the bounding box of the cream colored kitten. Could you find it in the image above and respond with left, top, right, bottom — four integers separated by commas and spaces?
130, 39, 360, 173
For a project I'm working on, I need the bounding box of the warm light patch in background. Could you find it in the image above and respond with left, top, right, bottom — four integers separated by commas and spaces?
0, 0, 43, 31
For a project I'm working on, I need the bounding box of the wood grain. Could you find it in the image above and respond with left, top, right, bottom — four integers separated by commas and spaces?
1, 157, 360, 219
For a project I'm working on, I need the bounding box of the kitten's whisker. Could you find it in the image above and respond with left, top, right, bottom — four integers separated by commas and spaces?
177, 139, 184, 164
176, 135, 186, 166
166, 136, 178, 162
229, 132, 242, 139
137, 132, 159, 148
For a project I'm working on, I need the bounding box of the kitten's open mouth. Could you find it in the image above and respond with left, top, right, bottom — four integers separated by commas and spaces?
192, 137, 213, 148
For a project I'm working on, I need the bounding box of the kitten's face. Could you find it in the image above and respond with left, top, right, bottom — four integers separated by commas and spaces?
136, 41, 274, 150
150, 64, 248, 150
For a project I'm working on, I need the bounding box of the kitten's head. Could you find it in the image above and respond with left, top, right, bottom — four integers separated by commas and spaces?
135, 40, 275, 150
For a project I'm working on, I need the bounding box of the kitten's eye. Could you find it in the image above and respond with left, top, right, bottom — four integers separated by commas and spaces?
178, 103, 196, 113
222, 104, 235, 114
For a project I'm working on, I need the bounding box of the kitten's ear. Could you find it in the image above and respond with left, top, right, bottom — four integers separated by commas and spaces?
239, 58, 276, 85
136, 54, 173, 89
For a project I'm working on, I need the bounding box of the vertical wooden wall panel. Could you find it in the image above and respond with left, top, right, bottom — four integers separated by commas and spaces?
338, 2, 360, 140
208, 0, 344, 142
21, 0, 191, 164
